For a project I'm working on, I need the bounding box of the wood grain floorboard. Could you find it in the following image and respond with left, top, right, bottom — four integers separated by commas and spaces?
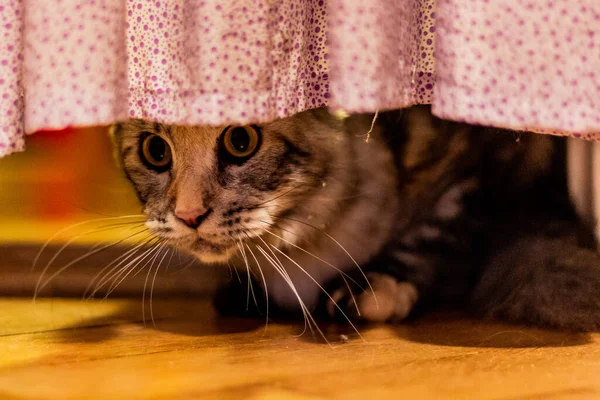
0, 297, 597, 399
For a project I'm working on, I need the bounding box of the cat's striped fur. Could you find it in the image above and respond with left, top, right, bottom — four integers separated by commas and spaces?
112, 105, 600, 331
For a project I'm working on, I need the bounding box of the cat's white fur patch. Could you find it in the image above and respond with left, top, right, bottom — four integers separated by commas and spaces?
419, 225, 441, 239
243, 208, 273, 236
434, 178, 478, 220
327, 273, 418, 323
399, 224, 441, 248
392, 250, 425, 267
280, 227, 299, 246
145, 214, 181, 238
145, 219, 162, 231
357, 274, 418, 322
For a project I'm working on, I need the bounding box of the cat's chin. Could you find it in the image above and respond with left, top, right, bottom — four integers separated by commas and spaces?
174, 236, 236, 264
191, 248, 235, 264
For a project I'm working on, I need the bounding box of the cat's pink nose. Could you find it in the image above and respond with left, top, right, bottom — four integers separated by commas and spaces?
175, 208, 212, 229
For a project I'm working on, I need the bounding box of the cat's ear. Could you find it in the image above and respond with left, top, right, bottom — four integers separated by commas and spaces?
108, 123, 125, 168
305, 107, 344, 130
108, 122, 122, 142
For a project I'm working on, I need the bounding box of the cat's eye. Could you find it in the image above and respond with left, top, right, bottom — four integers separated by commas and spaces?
221, 126, 260, 159
140, 133, 172, 171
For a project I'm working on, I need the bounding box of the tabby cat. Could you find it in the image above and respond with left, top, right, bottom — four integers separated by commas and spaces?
111, 105, 600, 331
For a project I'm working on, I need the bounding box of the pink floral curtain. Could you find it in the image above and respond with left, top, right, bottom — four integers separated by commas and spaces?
1, 0, 599, 157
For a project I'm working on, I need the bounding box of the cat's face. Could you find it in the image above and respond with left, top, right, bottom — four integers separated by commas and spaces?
111, 110, 341, 264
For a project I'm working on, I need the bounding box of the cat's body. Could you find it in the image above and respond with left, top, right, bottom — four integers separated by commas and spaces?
112, 106, 600, 331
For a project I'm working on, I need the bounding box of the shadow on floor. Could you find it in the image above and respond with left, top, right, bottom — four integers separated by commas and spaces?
43, 295, 592, 349
389, 311, 593, 348
48, 297, 265, 345
289, 308, 593, 348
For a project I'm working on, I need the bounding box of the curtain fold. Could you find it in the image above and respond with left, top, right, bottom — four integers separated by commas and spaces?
0, 0, 599, 158
1, 0, 24, 156
433, 0, 600, 137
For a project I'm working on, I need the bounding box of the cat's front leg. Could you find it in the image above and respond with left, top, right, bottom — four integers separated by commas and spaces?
325, 250, 438, 323
326, 218, 478, 323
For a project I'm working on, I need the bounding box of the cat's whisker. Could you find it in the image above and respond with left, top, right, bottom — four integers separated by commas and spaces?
225, 258, 234, 281
161, 246, 192, 273
34, 228, 149, 301
256, 221, 363, 315
53, 220, 149, 244
103, 239, 164, 299
236, 239, 259, 311
148, 246, 170, 327
168, 256, 197, 275
267, 214, 379, 311
32, 215, 146, 272
253, 184, 305, 208
88, 236, 157, 299
269, 245, 363, 341
103, 243, 163, 302
84, 234, 153, 295
164, 246, 176, 274
226, 258, 242, 284
34, 222, 147, 299
142, 244, 161, 326
83, 233, 154, 300
254, 243, 318, 340
251, 190, 369, 211
250, 231, 331, 344
224, 233, 245, 285
236, 241, 251, 310
244, 242, 270, 333
130, 242, 169, 280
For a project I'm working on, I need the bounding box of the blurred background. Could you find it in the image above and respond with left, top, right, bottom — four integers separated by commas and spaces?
0, 127, 139, 243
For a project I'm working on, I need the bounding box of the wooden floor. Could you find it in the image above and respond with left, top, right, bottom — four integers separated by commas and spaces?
2, 129, 600, 399
0, 296, 597, 399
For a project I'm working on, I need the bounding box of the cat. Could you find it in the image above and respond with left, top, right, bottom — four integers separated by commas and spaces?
110, 105, 600, 332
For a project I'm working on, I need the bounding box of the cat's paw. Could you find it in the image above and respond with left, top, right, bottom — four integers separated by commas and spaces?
326, 273, 419, 323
